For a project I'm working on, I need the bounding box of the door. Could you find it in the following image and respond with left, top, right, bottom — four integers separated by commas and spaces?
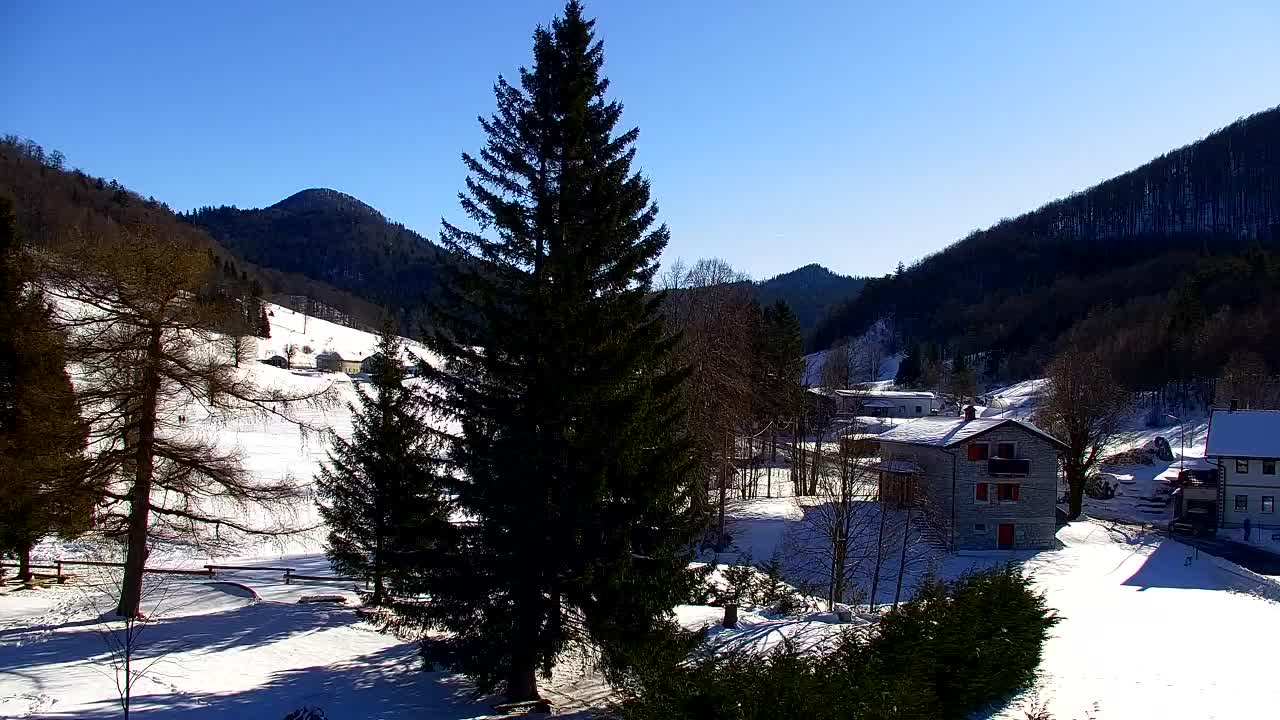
997, 523, 1015, 549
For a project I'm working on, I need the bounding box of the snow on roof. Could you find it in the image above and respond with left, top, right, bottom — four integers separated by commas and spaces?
1205, 409, 1280, 458
874, 459, 923, 474
832, 389, 936, 400
876, 416, 1066, 450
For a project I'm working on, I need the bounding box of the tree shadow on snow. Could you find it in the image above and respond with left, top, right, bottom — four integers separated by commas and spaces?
1121, 535, 1231, 592
0, 601, 363, 677
65, 642, 498, 719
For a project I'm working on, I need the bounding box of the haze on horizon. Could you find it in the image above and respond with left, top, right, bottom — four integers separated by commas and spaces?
3, 0, 1278, 279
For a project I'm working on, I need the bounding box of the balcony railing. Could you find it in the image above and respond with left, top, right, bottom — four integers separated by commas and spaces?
988, 458, 1031, 476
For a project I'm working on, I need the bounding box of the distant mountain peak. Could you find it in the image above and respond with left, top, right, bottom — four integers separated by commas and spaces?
270, 188, 382, 219
761, 263, 852, 284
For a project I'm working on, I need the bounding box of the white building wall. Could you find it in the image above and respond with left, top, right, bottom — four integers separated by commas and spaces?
1219, 457, 1280, 529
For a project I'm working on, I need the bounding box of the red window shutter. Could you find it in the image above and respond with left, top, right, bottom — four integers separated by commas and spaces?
1011, 484, 1021, 501
976, 483, 988, 501
968, 444, 982, 461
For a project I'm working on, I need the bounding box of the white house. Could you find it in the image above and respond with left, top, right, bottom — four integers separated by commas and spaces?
1204, 408, 1280, 532
831, 389, 938, 418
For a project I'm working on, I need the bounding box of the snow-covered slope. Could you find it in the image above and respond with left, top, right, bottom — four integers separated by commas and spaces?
258, 302, 435, 368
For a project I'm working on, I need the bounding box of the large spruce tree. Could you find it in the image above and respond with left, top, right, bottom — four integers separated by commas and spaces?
418, 1, 699, 702
0, 195, 93, 581
316, 321, 449, 605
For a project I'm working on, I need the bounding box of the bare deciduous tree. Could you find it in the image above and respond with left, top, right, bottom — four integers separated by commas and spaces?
1034, 346, 1129, 520
661, 258, 758, 549
787, 427, 883, 608
46, 227, 337, 617
1218, 350, 1280, 409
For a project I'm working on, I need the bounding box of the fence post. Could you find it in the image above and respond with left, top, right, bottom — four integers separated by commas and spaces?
56, 561, 63, 583
284, 569, 292, 585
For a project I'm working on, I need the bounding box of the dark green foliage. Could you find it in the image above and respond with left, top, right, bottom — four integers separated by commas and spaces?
895, 342, 923, 386
754, 553, 803, 613
415, 1, 700, 701
315, 320, 449, 605
755, 264, 866, 339
617, 566, 1058, 720
257, 303, 272, 338
814, 105, 1280, 381
0, 194, 93, 578
187, 188, 446, 321
0, 136, 388, 333
755, 299, 804, 420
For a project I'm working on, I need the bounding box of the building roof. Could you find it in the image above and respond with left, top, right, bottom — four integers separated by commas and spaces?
875, 416, 1067, 451
1205, 409, 1280, 458
832, 389, 936, 400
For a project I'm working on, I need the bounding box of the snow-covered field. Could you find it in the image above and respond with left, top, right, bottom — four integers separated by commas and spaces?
5, 315, 1278, 718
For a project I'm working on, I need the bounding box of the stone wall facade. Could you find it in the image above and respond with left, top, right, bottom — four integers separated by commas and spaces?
880, 424, 1060, 550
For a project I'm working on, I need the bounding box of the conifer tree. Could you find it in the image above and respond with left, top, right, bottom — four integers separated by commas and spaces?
758, 300, 804, 415
418, 1, 700, 702
0, 195, 94, 581
315, 320, 448, 605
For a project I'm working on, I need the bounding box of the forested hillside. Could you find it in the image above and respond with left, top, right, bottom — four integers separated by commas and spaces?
0, 136, 389, 331
755, 263, 866, 336
185, 189, 447, 317
814, 106, 1280, 388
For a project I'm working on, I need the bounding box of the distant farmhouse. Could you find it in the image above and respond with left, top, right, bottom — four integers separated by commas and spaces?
260, 355, 288, 369
807, 388, 939, 424
874, 406, 1066, 550
315, 351, 363, 375
1204, 407, 1280, 535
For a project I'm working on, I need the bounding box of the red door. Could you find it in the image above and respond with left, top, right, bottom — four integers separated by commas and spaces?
997, 523, 1015, 549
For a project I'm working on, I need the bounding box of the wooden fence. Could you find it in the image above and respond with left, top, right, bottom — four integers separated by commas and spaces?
1, 559, 363, 587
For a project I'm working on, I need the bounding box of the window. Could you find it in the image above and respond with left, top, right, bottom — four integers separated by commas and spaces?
997, 483, 1021, 502
995, 442, 1016, 459
1264, 497, 1275, 514
975, 482, 988, 502
1265, 461, 1276, 476
974, 523, 987, 533
915, 405, 923, 415
968, 443, 989, 461
1236, 459, 1250, 474
1236, 495, 1248, 512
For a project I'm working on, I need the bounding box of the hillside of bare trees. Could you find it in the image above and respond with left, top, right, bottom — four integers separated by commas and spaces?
815, 105, 1280, 388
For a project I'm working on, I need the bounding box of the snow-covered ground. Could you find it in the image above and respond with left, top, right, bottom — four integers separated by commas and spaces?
9, 514, 1278, 718
6, 312, 1278, 720
998, 521, 1280, 720
259, 304, 436, 369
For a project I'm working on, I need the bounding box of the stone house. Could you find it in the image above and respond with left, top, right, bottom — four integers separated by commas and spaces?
873, 406, 1066, 550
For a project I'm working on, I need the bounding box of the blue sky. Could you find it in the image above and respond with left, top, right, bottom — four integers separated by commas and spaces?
4, 1, 1278, 279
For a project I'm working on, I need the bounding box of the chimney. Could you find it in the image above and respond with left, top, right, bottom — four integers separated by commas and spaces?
1230, 398, 1239, 412
963, 405, 976, 422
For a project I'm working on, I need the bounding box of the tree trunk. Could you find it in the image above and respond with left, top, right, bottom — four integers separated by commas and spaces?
717, 464, 727, 550
894, 506, 912, 608
17, 542, 32, 582
870, 500, 886, 607
1067, 464, 1086, 520
118, 326, 162, 619
506, 658, 539, 703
